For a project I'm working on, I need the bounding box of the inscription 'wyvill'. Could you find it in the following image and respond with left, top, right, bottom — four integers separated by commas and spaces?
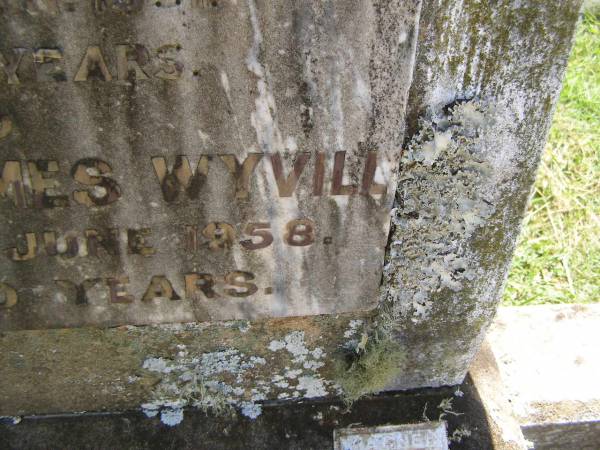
0, 151, 386, 208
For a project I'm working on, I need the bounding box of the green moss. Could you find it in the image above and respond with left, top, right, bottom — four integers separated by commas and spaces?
334, 333, 405, 406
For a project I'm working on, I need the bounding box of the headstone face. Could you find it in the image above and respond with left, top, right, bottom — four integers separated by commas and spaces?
0, 0, 417, 330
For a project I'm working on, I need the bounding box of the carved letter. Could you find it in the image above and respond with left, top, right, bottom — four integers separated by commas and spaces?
361, 151, 386, 197
106, 277, 134, 304
72, 158, 121, 206
154, 45, 183, 80
142, 276, 181, 301
55, 279, 100, 305
240, 223, 273, 250
33, 48, 66, 82
185, 273, 218, 299
27, 160, 69, 208
151, 155, 208, 202
9, 233, 37, 261
312, 152, 325, 196
74, 46, 113, 82
44, 231, 79, 258
127, 228, 155, 256
0, 49, 27, 85
184, 225, 198, 252
270, 152, 310, 197
94, 0, 143, 13
202, 222, 235, 252
0, 116, 13, 140
220, 153, 263, 199
0, 283, 18, 309
284, 219, 315, 247
25, 0, 60, 15
224, 271, 258, 298
331, 151, 357, 196
116, 44, 150, 81
0, 161, 26, 207
193, 0, 222, 7
85, 229, 120, 257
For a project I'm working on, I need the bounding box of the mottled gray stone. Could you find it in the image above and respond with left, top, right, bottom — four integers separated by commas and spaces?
0, 0, 420, 329
488, 304, 600, 449
0, 0, 584, 420
381, 0, 582, 390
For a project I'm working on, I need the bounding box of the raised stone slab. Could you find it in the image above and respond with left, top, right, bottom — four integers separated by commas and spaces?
0, 379, 494, 450
487, 304, 600, 449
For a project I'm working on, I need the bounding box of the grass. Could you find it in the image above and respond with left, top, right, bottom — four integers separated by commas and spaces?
504, 12, 600, 306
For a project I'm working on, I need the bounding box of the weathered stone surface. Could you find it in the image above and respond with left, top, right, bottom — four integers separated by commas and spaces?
487, 304, 600, 449
469, 339, 529, 450
380, 0, 583, 389
0, 0, 419, 330
0, 314, 363, 416
0, 379, 495, 450
0, 0, 583, 421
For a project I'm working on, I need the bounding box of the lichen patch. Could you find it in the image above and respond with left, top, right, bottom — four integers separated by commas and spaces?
381, 100, 497, 325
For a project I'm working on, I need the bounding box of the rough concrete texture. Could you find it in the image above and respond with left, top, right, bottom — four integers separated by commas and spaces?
0, 0, 420, 329
0, 314, 367, 417
0, 0, 583, 421
469, 340, 529, 450
381, 0, 583, 389
0, 377, 496, 450
487, 304, 600, 449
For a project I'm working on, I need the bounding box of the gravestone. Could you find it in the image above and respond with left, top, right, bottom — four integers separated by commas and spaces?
0, 0, 582, 437
0, 0, 417, 329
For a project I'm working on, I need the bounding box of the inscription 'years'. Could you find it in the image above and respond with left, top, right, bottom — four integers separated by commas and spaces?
0, 0, 226, 16
0, 270, 265, 311
1, 44, 186, 84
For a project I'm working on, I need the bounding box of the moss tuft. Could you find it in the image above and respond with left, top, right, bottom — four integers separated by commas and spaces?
334, 333, 405, 406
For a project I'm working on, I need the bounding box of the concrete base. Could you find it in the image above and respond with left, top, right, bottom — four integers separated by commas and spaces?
1, 377, 493, 450
3, 304, 597, 449
486, 304, 600, 449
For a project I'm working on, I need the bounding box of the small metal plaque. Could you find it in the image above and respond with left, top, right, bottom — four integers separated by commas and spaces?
334, 422, 449, 450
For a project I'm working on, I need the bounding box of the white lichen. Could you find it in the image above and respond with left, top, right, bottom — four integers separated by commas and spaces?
0, 416, 21, 425
266, 332, 333, 400
240, 402, 262, 419
141, 347, 268, 424
140, 331, 333, 425
160, 408, 184, 427
296, 375, 328, 398
380, 100, 497, 325
343, 320, 364, 338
